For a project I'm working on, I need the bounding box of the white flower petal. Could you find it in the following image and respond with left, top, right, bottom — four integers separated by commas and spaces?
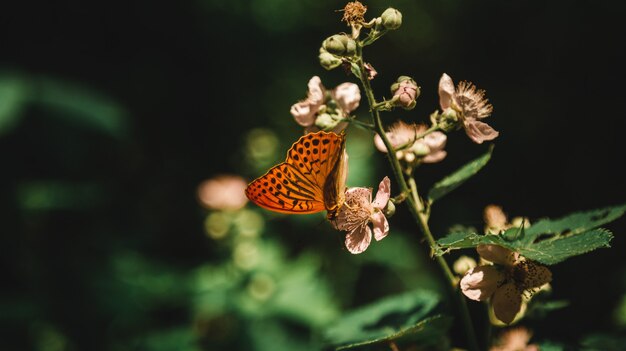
290, 101, 317, 127
492, 282, 523, 324
438, 73, 456, 110
345, 187, 372, 206
460, 265, 502, 301
333, 83, 361, 113
464, 120, 499, 144
424, 131, 447, 151
422, 150, 447, 163
307, 76, 325, 104
477, 245, 517, 266
371, 211, 389, 241
345, 224, 372, 254
373, 133, 389, 153
371, 176, 391, 209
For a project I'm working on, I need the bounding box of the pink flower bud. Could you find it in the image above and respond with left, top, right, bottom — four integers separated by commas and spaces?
391, 76, 419, 110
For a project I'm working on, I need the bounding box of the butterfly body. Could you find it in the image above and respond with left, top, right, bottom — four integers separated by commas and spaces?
245, 131, 347, 218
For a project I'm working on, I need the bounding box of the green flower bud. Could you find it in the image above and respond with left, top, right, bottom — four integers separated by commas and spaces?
453, 255, 477, 275
381, 8, 402, 30
383, 200, 395, 217
345, 38, 357, 56
322, 34, 357, 57
410, 141, 430, 157
315, 113, 341, 130
319, 50, 342, 70
438, 107, 460, 132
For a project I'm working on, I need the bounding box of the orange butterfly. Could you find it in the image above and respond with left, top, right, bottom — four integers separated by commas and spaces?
245, 131, 348, 219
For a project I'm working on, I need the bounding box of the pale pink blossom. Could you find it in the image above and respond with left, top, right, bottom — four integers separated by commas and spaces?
332, 177, 391, 254
290, 76, 360, 133
420, 130, 447, 163
460, 245, 552, 324
332, 82, 361, 113
438, 73, 499, 144
374, 121, 447, 164
198, 175, 248, 211
290, 76, 326, 127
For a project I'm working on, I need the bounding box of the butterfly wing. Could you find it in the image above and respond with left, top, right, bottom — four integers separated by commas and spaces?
245, 131, 346, 215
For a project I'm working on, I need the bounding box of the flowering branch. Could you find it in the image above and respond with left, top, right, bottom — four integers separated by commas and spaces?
353, 41, 480, 351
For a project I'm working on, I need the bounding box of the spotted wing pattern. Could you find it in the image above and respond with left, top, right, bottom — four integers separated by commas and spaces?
245, 131, 346, 215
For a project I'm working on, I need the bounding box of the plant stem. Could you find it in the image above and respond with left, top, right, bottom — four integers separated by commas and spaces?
340, 117, 375, 130
407, 178, 480, 351
353, 47, 480, 351
395, 125, 441, 152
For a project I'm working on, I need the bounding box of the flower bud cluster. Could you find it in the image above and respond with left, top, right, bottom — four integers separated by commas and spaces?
320, 3, 403, 70
322, 34, 357, 57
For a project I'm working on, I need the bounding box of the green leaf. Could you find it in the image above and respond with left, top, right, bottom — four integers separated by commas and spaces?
523, 203, 626, 242
323, 290, 451, 350
435, 204, 626, 265
428, 146, 493, 203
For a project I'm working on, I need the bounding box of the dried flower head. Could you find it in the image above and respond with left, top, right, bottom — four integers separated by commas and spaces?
374, 121, 447, 164
198, 175, 248, 211
332, 177, 391, 254
460, 245, 552, 324
490, 327, 539, 351
438, 73, 499, 144
341, 1, 367, 26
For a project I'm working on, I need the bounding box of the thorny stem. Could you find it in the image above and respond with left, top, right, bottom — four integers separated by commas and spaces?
353, 44, 480, 351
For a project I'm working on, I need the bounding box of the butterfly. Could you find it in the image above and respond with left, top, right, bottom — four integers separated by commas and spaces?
245, 131, 348, 219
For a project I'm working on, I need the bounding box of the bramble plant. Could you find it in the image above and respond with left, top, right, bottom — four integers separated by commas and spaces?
200, 2, 625, 350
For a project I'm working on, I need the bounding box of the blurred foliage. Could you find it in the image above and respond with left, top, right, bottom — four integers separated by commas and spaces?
0, 0, 625, 350
323, 289, 451, 350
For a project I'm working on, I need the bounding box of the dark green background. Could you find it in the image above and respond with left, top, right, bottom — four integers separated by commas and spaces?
1, 0, 625, 350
